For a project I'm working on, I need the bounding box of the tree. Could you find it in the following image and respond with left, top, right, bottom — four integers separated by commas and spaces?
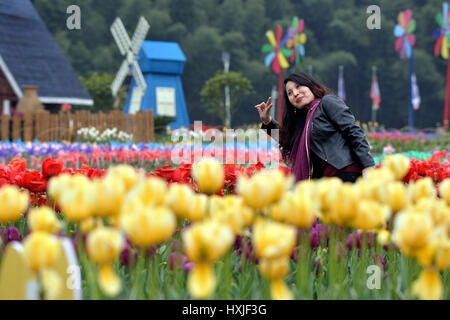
200, 71, 251, 126
80, 72, 115, 112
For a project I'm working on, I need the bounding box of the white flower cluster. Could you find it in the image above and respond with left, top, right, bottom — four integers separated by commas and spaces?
76, 127, 133, 144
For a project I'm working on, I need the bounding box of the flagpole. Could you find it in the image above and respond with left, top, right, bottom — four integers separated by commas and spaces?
371, 66, 377, 124
409, 51, 415, 132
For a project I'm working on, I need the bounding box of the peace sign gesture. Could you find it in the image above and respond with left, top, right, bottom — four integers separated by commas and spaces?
254, 97, 273, 124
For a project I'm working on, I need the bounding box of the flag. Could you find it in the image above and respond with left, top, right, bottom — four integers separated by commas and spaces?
411, 73, 421, 110
338, 66, 346, 101
370, 72, 381, 110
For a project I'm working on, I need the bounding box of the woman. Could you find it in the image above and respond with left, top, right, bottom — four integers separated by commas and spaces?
255, 72, 374, 183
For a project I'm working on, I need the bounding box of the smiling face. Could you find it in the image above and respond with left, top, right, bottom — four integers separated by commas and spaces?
285, 81, 315, 111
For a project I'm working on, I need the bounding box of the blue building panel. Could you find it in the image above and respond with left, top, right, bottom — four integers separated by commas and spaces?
124, 41, 190, 129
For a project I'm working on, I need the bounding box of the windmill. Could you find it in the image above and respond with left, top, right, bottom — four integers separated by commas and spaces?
261, 25, 291, 122
286, 17, 307, 65
110, 17, 150, 114
433, 2, 450, 132
394, 9, 420, 131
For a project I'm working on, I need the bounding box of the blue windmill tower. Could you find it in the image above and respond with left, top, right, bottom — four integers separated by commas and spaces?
110, 17, 189, 129
124, 41, 190, 129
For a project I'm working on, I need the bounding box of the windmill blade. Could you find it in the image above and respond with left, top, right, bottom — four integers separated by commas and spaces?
444, 2, 449, 27
395, 37, 403, 52
298, 44, 305, 56
266, 30, 276, 47
403, 9, 412, 30
397, 12, 404, 29
298, 19, 304, 34
435, 36, 443, 56
111, 17, 132, 56
433, 28, 442, 40
264, 52, 276, 67
261, 44, 274, 53
111, 59, 130, 97
292, 16, 299, 32
280, 47, 291, 58
131, 17, 150, 55
277, 52, 289, 69
436, 13, 443, 28
404, 38, 412, 58
407, 34, 415, 47
276, 25, 282, 44
394, 25, 405, 37
442, 36, 449, 59
407, 19, 416, 34
272, 55, 281, 74
279, 31, 291, 47
132, 60, 147, 91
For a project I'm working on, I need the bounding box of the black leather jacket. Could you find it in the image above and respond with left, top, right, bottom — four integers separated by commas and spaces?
261, 94, 375, 171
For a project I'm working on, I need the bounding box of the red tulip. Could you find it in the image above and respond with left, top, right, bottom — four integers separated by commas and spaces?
41, 158, 63, 178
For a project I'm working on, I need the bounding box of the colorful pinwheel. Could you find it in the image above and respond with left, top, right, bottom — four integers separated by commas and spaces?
394, 9, 415, 59
433, 2, 450, 58
286, 17, 307, 64
261, 25, 291, 74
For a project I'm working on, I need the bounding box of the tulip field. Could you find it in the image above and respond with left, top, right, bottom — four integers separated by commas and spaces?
0, 139, 449, 300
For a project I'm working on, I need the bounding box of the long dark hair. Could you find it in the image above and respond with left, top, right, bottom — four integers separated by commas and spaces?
279, 73, 334, 161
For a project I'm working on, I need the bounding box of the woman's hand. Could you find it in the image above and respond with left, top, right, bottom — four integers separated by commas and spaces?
254, 97, 273, 124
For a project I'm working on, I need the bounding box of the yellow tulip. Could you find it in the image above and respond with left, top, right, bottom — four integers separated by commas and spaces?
98, 264, 122, 297
209, 195, 226, 213
385, 181, 410, 213
362, 167, 395, 183
266, 169, 295, 204
86, 227, 124, 265
253, 218, 296, 261
47, 173, 74, 204
182, 219, 234, 263
187, 193, 209, 222
123, 176, 167, 209
57, 175, 96, 222
438, 178, 450, 206
325, 183, 359, 227
120, 206, 176, 248
356, 179, 389, 204
27, 206, 62, 234
221, 196, 254, 227
0, 185, 29, 223
351, 200, 391, 232
377, 229, 390, 246
413, 198, 450, 229
279, 190, 318, 229
23, 232, 61, 271
187, 263, 216, 299
237, 175, 272, 210
92, 175, 127, 217
415, 228, 450, 270
106, 164, 139, 192
192, 158, 224, 195
210, 206, 245, 235
258, 256, 290, 279
166, 183, 195, 219
40, 268, 62, 300
80, 217, 104, 234
382, 154, 410, 181
408, 177, 436, 204
412, 269, 443, 300
270, 278, 294, 300
392, 209, 434, 256
237, 169, 293, 210
315, 177, 342, 220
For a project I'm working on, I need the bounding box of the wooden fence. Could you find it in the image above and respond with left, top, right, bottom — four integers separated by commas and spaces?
0, 109, 154, 143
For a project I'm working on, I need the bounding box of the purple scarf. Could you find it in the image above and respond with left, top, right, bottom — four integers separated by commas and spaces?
289, 98, 321, 182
